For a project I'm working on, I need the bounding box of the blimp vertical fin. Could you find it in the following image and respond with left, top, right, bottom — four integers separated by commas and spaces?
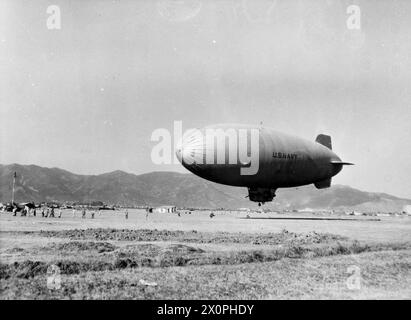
315, 134, 332, 150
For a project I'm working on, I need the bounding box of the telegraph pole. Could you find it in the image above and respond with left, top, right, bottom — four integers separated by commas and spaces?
11, 172, 16, 204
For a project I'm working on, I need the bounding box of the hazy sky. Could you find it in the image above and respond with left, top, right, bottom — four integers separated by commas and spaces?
1, 0, 411, 198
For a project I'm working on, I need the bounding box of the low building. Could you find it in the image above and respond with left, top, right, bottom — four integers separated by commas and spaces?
377, 213, 390, 217
345, 210, 363, 216
154, 206, 176, 213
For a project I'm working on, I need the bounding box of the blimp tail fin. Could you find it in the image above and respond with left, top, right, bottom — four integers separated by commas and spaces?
314, 178, 331, 189
315, 134, 332, 150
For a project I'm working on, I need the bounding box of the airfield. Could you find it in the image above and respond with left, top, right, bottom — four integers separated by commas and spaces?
1, 209, 410, 299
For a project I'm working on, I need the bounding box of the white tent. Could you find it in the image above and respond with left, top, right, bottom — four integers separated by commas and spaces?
403, 205, 411, 215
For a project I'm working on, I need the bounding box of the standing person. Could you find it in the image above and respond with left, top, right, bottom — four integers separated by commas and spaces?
41, 208, 45, 217
58, 209, 62, 218
91, 211, 95, 219
45, 208, 49, 218
33, 208, 36, 217
82, 208, 86, 219
125, 209, 128, 220
49, 207, 55, 218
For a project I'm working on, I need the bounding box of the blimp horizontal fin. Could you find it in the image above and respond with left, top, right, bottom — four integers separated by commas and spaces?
331, 161, 354, 165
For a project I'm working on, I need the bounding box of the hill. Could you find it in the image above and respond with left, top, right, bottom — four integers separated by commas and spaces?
0, 164, 410, 212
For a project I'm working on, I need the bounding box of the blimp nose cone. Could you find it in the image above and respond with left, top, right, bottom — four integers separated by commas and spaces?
175, 129, 204, 166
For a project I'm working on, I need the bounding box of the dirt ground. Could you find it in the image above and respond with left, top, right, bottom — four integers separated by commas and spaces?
1, 209, 410, 242
1, 209, 410, 299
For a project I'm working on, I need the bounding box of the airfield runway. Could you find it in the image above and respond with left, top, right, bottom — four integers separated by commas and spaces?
1, 209, 410, 299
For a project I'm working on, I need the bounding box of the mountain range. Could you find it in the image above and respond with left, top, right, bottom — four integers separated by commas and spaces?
0, 163, 410, 212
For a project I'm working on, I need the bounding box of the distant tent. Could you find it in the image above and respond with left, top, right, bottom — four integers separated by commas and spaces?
154, 206, 176, 213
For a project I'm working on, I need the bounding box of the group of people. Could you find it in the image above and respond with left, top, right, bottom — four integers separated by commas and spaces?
2, 206, 154, 220
11, 206, 63, 218
4, 206, 102, 219
74, 208, 99, 219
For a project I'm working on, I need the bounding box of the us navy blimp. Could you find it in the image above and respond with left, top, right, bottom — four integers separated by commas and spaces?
176, 124, 353, 205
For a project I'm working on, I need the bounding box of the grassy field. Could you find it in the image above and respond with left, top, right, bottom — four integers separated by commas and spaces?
0, 210, 410, 299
